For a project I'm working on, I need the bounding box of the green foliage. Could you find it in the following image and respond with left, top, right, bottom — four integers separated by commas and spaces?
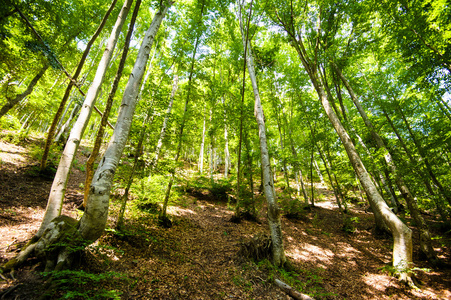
209, 178, 232, 201
279, 197, 307, 220
342, 216, 360, 234
0, 115, 20, 130
128, 175, 179, 214
73, 159, 86, 172
41, 269, 127, 299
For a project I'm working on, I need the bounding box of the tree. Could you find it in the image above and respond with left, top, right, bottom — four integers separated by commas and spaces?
238, 0, 286, 267
39, 0, 119, 171
333, 62, 437, 263
1, 1, 172, 274
268, 0, 414, 283
36, 0, 134, 238
83, 0, 142, 208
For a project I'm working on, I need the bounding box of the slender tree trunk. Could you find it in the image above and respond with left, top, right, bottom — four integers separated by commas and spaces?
40, 0, 118, 171
334, 64, 437, 262
316, 144, 344, 212
285, 112, 309, 204
152, 72, 178, 168
238, 0, 286, 266
309, 144, 315, 206
223, 97, 230, 179
54, 103, 81, 143
0, 63, 49, 119
1, 2, 171, 274
199, 105, 207, 174
244, 129, 256, 215
83, 0, 141, 208
209, 108, 215, 184
313, 159, 324, 185
79, 2, 172, 242
36, 0, 133, 238
378, 170, 399, 213
275, 16, 413, 277
117, 110, 151, 229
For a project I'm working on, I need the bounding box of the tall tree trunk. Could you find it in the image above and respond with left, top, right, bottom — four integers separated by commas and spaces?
273, 96, 291, 191
334, 63, 437, 263
40, 0, 118, 171
223, 96, 230, 179
117, 109, 152, 229
244, 129, 256, 215
285, 112, 309, 204
316, 143, 344, 212
198, 104, 207, 174
236, 4, 252, 216
0, 63, 49, 119
152, 72, 178, 169
309, 143, 315, 206
238, 0, 286, 266
316, 77, 413, 280
79, 2, 172, 242
83, 0, 141, 208
275, 13, 413, 278
1, 2, 171, 274
209, 108, 215, 184
36, 0, 133, 238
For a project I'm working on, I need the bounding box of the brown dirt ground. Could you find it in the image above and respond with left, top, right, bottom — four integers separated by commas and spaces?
0, 134, 450, 299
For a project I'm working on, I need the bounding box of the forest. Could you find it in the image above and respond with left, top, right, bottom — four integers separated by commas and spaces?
0, 0, 450, 298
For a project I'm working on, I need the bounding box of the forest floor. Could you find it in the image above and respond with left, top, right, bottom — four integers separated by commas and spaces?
0, 133, 451, 299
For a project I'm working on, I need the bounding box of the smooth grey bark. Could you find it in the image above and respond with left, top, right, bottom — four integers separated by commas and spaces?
334, 64, 437, 262
36, 0, 134, 238
79, 2, 172, 241
273, 7, 413, 279
84, 0, 142, 207
238, 0, 286, 266
208, 107, 215, 183
285, 111, 309, 204
40, 0, 118, 171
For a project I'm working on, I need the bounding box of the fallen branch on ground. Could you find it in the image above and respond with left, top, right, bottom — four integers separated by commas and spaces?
274, 278, 314, 300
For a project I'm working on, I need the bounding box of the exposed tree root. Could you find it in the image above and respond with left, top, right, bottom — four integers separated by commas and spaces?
1, 215, 81, 274
238, 233, 272, 262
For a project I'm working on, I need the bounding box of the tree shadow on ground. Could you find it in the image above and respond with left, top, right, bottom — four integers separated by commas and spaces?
280, 200, 451, 299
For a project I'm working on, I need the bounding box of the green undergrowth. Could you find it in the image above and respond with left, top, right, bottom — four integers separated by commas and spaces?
41, 269, 128, 299
254, 259, 336, 299
181, 175, 233, 203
